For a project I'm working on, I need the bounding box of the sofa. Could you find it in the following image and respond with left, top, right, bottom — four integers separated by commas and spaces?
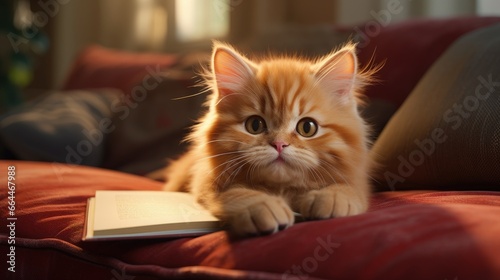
1, 16, 500, 280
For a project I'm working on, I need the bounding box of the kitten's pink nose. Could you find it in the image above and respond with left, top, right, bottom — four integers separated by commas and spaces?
271, 141, 289, 154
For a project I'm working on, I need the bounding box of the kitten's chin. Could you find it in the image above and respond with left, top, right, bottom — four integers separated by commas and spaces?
259, 159, 297, 184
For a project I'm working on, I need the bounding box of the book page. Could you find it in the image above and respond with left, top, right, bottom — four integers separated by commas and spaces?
93, 191, 218, 233
83, 197, 96, 240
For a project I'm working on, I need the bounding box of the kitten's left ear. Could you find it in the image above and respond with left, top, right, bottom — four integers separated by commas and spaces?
212, 42, 256, 97
313, 44, 358, 103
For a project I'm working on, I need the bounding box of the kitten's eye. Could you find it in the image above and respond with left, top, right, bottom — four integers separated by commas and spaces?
245, 115, 267, 134
296, 118, 318, 137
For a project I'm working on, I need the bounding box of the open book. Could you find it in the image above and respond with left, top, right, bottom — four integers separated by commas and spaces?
83, 190, 221, 241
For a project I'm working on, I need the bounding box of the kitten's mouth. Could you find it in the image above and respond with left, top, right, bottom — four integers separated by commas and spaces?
264, 152, 293, 169
275, 155, 285, 163
271, 155, 288, 166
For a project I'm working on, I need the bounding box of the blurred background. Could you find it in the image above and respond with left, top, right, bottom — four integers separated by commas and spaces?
1, 0, 499, 93
1, 0, 500, 175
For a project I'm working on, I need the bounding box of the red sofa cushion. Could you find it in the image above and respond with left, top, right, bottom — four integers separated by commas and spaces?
61, 45, 178, 95
369, 21, 500, 191
355, 16, 500, 137
1, 160, 500, 279
357, 16, 500, 107
57, 45, 209, 175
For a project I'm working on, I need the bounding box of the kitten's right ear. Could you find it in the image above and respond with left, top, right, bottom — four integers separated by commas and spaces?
212, 43, 255, 96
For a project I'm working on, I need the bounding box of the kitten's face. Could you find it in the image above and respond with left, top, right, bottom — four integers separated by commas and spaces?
203, 43, 369, 189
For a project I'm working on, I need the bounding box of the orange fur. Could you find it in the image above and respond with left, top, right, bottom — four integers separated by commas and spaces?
165, 41, 375, 237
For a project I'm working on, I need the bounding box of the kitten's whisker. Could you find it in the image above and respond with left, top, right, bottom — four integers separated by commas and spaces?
248, 162, 262, 191
323, 154, 376, 184
198, 150, 245, 161
308, 164, 326, 188
328, 153, 356, 168
312, 165, 330, 187
209, 155, 247, 182
203, 139, 248, 146
212, 155, 248, 187
223, 158, 250, 187
214, 92, 244, 107
319, 160, 353, 188
224, 159, 248, 187
246, 161, 260, 189
316, 160, 341, 185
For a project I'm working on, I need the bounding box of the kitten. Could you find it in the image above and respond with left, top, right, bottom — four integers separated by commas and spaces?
165, 41, 374, 237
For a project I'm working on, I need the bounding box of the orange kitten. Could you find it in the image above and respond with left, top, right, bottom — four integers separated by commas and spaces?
165, 42, 374, 237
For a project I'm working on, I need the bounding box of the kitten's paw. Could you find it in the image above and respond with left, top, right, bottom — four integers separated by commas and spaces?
230, 196, 294, 237
299, 187, 367, 220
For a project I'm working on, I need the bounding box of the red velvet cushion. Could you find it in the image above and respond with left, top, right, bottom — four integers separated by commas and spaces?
357, 16, 500, 107
1, 160, 500, 279
61, 45, 178, 94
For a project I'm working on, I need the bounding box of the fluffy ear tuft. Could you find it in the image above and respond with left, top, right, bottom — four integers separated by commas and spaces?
313, 44, 358, 104
212, 42, 255, 97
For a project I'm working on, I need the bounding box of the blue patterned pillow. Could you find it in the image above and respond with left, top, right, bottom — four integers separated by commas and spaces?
0, 89, 122, 166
